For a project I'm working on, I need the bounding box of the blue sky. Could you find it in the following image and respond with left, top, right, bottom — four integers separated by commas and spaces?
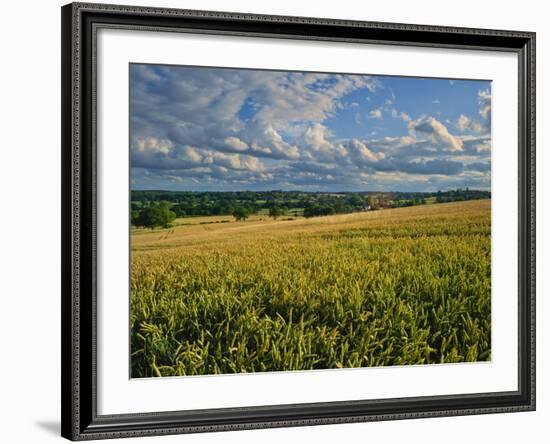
130, 64, 491, 192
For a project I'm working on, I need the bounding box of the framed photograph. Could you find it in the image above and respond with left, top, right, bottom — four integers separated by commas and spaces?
61, 2, 535, 440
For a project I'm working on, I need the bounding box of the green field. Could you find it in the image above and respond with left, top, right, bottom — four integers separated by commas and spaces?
130, 199, 491, 377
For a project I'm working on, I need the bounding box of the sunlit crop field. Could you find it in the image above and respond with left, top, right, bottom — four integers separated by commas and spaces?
130, 199, 491, 377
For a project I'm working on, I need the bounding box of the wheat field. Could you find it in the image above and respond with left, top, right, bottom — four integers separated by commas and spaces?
130, 199, 491, 377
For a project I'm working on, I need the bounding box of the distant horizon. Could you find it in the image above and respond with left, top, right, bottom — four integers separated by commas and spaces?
131, 64, 491, 193
130, 187, 490, 194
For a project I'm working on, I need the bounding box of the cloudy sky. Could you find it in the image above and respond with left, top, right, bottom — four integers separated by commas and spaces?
130, 63, 491, 192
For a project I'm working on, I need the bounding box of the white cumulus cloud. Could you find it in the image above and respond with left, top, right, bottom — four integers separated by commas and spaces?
409, 117, 463, 152
369, 108, 383, 120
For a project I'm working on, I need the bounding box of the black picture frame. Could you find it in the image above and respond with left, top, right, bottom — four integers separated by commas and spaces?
61, 2, 536, 440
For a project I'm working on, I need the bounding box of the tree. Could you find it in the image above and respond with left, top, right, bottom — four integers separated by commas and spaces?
130, 203, 141, 225
367, 195, 378, 210
232, 207, 249, 222
303, 205, 335, 218
348, 194, 363, 209
268, 206, 283, 220
134, 201, 176, 228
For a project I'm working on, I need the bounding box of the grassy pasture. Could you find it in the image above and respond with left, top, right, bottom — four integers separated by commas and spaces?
132, 212, 303, 233
130, 199, 491, 377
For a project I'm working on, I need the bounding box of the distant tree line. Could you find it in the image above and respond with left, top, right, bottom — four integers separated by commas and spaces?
130, 188, 490, 227
434, 188, 490, 203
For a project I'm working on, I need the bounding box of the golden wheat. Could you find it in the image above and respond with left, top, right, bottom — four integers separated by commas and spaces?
130, 199, 491, 377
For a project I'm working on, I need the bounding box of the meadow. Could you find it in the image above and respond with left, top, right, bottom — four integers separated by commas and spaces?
130, 199, 491, 377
